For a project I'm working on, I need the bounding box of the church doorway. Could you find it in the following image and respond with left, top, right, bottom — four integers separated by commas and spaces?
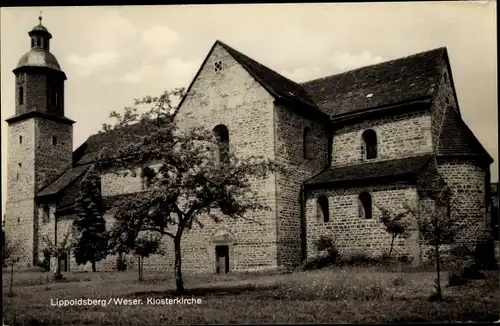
215, 245, 229, 274
58, 253, 68, 272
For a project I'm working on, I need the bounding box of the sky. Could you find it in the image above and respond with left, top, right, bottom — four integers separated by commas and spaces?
1, 2, 497, 212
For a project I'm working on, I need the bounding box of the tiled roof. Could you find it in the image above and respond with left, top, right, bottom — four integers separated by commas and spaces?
217, 41, 319, 110
73, 123, 151, 166
304, 155, 433, 187
37, 164, 90, 197
437, 107, 493, 162
301, 48, 445, 118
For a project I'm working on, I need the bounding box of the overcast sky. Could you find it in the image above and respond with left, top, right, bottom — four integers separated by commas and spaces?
1, 3, 497, 211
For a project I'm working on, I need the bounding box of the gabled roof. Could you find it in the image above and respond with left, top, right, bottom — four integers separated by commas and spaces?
301, 48, 446, 118
437, 107, 493, 163
304, 155, 433, 188
217, 41, 318, 109
177, 40, 330, 123
72, 122, 151, 166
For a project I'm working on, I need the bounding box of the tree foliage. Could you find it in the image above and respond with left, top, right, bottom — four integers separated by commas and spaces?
73, 166, 109, 272
405, 173, 468, 301
377, 205, 411, 259
94, 88, 280, 293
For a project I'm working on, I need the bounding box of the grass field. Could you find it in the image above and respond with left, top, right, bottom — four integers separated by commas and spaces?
2, 265, 499, 324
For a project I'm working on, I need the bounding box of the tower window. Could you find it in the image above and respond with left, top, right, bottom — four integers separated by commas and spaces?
36, 38, 41, 47
361, 129, 377, 160
19, 136, 23, 144
19, 86, 24, 105
213, 125, 229, 164
358, 192, 373, 219
316, 196, 330, 222
52, 136, 58, 145
43, 205, 50, 223
31, 38, 34, 47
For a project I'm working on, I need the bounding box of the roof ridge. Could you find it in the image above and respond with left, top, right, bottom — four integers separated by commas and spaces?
300, 47, 446, 86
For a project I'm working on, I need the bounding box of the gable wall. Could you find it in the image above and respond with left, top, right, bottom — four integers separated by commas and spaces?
107, 43, 280, 272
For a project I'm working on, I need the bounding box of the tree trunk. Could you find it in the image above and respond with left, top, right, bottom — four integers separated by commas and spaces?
9, 261, 14, 296
91, 260, 96, 272
435, 243, 443, 300
138, 256, 142, 281
389, 236, 395, 259
174, 236, 184, 294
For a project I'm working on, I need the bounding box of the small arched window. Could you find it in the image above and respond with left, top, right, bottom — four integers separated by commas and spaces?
52, 136, 58, 146
303, 127, 314, 159
31, 38, 35, 48
316, 196, 329, 222
361, 129, 377, 160
19, 136, 23, 144
18, 86, 24, 105
36, 38, 41, 47
213, 125, 229, 164
358, 192, 372, 219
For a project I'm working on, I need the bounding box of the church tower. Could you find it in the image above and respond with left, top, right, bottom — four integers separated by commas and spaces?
5, 16, 74, 267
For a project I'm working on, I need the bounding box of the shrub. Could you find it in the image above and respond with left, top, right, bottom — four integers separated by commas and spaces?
36, 248, 51, 272
474, 239, 498, 270
447, 269, 468, 287
448, 259, 485, 287
116, 254, 127, 271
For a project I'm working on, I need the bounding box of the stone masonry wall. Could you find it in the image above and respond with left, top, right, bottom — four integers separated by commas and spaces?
170, 43, 278, 272
34, 118, 73, 192
5, 119, 37, 267
274, 103, 329, 266
437, 159, 490, 244
331, 111, 433, 167
431, 61, 491, 246
68, 43, 279, 273
305, 183, 420, 262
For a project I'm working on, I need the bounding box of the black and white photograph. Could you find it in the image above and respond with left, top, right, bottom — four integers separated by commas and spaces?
1, 2, 498, 324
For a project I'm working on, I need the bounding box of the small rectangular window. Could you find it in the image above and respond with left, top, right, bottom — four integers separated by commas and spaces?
52, 136, 57, 145
43, 205, 50, 223
19, 86, 24, 105
19, 136, 23, 144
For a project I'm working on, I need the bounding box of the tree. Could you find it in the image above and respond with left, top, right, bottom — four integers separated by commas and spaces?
2, 233, 19, 297
377, 205, 411, 259
42, 225, 75, 280
405, 173, 468, 301
96, 88, 278, 293
108, 200, 162, 281
73, 166, 109, 272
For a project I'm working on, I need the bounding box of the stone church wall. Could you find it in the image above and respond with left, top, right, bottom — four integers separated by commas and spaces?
305, 183, 420, 261
79, 43, 280, 273
331, 111, 433, 167
273, 103, 329, 266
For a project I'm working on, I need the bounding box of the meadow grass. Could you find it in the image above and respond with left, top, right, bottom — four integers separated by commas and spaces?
2, 265, 499, 324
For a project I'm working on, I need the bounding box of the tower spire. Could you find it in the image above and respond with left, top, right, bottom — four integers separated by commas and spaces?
39, 10, 42, 25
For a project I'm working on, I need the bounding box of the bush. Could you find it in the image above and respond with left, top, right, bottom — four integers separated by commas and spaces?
474, 239, 498, 270
300, 236, 340, 270
36, 248, 51, 272
448, 259, 485, 287
115, 254, 127, 271
447, 269, 468, 287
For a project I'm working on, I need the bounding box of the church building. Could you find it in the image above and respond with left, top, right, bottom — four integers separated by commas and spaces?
5, 19, 494, 272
